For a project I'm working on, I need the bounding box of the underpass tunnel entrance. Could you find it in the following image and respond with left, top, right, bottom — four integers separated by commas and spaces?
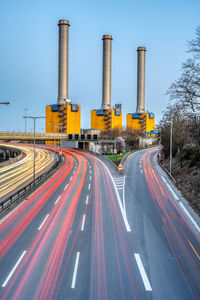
78, 142, 89, 150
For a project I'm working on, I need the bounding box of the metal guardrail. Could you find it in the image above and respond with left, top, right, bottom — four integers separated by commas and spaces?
0, 155, 63, 212
157, 153, 176, 183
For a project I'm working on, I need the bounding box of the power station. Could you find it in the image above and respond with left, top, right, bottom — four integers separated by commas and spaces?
91, 35, 122, 134
45, 20, 155, 144
126, 47, 155, 136
46, 20, 81, 145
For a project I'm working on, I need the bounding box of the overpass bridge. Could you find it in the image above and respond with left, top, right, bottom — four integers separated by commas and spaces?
0, 132, 117, 151
0, 132, 100, 142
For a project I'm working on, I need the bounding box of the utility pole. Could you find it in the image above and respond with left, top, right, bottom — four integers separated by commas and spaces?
47, 123, 63, 154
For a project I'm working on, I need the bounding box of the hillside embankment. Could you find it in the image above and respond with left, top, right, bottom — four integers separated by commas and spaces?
161, 153, 200, 217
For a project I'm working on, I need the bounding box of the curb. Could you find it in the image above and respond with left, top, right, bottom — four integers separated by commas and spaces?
157, 153, 176, 183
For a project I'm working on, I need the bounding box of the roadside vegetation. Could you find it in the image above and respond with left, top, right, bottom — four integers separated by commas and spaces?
159, 26, 200, 215
104, 152, 130, 164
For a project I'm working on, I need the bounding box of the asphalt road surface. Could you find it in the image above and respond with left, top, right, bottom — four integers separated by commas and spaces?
0, 143, 55, 202
0, 147, 199, 299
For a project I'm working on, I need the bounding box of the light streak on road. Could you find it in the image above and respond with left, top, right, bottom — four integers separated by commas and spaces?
0, 143, 55, 199
142, 148, 200, 296
0, 147, 199, 299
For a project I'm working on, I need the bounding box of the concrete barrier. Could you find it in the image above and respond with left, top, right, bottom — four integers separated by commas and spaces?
0, 152, 24, 168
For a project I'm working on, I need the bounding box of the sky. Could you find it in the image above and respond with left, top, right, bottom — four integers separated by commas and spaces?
0, 0, 199, 132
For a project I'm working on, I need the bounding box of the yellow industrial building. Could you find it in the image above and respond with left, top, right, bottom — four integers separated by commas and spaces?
126, 112, 155, 136
91, 108, 122, 133
45, 103, 81, 145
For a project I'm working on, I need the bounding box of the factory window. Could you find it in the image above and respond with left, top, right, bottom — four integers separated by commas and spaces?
71, 104, 79, 112
115, 108, 121, 116
96, 109, 104, 116
149, 113, 154, 119
51, 104, 60, 112
132, 113, 140, 119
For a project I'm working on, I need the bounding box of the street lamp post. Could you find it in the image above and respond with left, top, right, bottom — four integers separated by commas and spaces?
0, 102, 10, 105
24, 108, 28, 133
169, 121, 173, 175
47, 123, 63, 154
23, 115, 46, 185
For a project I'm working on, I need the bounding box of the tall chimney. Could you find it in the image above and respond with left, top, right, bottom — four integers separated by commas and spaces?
57, 19, 70, 105
101, 35, 113, 110
136, 47, 146, 114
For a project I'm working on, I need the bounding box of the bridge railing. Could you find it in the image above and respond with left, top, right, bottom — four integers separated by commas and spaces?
0, 132, 100, 141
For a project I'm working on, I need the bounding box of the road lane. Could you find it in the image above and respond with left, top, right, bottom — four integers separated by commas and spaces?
0, 147, 199, 299
0, 149, 147, 299
125, 147, 200, 299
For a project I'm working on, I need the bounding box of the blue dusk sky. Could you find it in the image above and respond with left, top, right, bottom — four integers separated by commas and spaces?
0, 0, 199, 132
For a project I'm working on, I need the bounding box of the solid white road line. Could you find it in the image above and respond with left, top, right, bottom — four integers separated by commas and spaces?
81, 215, 86, 231
95, 157, 131, 232
162, 176, 166, 183
38, 214, 49, 231
54, 195, 61, 205
71, 252, 80, 289
134, 253, 152, 291
64, 184, 69, 191
166, 182, 179, 200
88, 183, 91, 190
86, 195, 89, 205
179, 202, 200, 233
123, 175, 126, 212
2, 250, 27, 287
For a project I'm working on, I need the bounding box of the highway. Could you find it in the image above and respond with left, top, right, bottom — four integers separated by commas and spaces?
0, 144, 55, 201
0, 147, 200, 299
124, 148, 200, 299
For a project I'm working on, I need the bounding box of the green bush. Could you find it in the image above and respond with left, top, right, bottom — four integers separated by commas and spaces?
189, 143, 200, 167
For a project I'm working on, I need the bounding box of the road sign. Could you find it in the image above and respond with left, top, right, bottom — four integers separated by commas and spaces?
114, 149, 117, 154
118, 163, 123, 171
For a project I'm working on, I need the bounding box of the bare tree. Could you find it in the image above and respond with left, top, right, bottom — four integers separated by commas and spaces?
160, 103, 190, 165
116, 136, 125, 154
187, 25, 200, 58
167, 26, 200, 113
